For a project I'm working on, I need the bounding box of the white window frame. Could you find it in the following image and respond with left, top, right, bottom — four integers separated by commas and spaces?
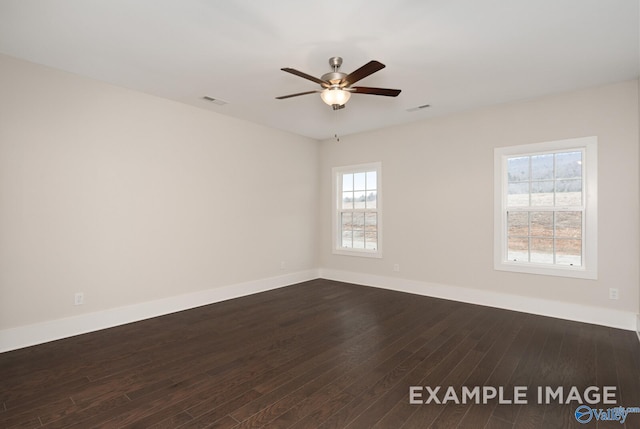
494, 137, 597, 279
332, 162, 382, 258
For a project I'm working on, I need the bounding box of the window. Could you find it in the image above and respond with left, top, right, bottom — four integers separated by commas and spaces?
494, 137, 597, 279
332, 162, 382, 258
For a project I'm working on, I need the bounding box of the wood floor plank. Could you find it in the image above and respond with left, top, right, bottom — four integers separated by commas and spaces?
171, 390, 261, 429
489, 318, 550, 424
511, 318, 566, 429
484, 415, 514, 429
456, 314, 540, 429
397, 313, 507, 428
539, 322, 592, 429
228, 297, 431, 426
1, 280, 639, 429
287, 313, 463, 429
362, 306, 493, 428
421, 310, 519, 429
39, 393, 132, 428
366, 313, 510, 428
143, 308, 396, 428
145, 410, 194, 429
346, 311, 508, 429
609, 329, 640, 429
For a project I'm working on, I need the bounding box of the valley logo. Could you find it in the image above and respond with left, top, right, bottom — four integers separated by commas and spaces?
574, 405, 640, 425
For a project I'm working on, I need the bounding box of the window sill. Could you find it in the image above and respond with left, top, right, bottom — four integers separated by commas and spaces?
494, 260, 597, 280
333, 248, 382, 259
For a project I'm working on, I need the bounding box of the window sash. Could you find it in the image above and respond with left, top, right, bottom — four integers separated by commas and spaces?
505, 209, 584, 266
506, 148, 584, 210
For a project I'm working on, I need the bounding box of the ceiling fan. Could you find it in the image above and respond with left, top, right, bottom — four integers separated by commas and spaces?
276, 57, 401, 110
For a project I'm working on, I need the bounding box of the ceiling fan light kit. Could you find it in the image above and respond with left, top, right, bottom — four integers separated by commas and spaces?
320, 87, 351, 109
277, 56, 401, 110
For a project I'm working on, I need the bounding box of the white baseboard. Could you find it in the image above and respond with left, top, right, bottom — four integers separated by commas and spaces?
2, 268, 636, 353
0, 269, 319, 353
319, 268, 638, 332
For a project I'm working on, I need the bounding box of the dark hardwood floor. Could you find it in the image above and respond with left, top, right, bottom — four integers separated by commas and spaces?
1, 279, 639, 428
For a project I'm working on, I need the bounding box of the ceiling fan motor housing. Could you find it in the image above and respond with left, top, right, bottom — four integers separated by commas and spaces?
322, 72, 346, 84
323, 57, 346, 84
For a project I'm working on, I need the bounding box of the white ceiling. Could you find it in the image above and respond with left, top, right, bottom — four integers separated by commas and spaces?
0, 0, 638, 140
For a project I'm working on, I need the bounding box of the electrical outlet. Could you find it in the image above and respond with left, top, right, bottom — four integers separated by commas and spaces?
393, 264, 400, 272
74, 292, 84, 306
280, 261, 286, 270
608, 288, 619, 300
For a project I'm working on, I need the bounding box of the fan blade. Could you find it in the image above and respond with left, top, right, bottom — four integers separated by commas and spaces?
350, 87, 401, 97
276, 90, 320, 100
281, 68, 330, 87
341, 61, 385, 86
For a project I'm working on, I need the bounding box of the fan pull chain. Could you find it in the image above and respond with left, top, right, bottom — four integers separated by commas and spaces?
334, 106, 340, 142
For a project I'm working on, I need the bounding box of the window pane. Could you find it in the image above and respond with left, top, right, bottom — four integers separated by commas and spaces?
555, 179, 582, 206
353, 230, 365, 249
340, 213, 353, 248
531, 154, 554, 180
508, 182, 529, 207
507, 156, 529, 182
507, 212, 528, 237
530, 212, 553, 237
352, 213, 365, 248
342, 173, 353, 191
556, 211, 581, 239
341, 212, 353, 230
508, 236, 529, 262
353, 191, 366, 209
341, 231, 353, 248
352, 212, 365, 229
364, 213, 377, 231
556, 239, 581, 266
531, 181, 554, 206
365, 236, 377, 250
342, 192, 353, 209
530, 238, 553, 264
556, 151, 582, 179
365, 191, 377, 209
365, 212, 377, 249
353, 172, 366, 191
366, 171, 377, 190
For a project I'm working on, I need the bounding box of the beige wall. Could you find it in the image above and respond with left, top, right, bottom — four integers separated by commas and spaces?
0, 55, 319, 329
1, 53, 638, 336
320, 80, 640, 314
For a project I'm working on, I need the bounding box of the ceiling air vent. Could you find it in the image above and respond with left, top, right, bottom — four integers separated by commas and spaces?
202, 96, 228, 106
406, 104, 430, 112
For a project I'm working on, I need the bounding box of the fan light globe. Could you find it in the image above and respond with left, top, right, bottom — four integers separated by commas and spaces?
321, 88, 351, 106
